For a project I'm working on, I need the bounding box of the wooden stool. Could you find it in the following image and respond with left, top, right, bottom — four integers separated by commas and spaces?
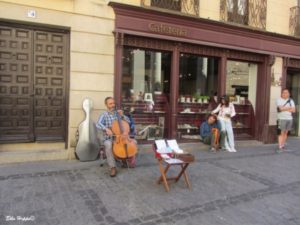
153, 142, 193, 192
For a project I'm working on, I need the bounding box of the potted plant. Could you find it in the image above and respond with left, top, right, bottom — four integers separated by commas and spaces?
202, 96, 210, 104
193, 93, 201, 103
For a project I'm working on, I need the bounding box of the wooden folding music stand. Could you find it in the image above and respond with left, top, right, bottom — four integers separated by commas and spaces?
153, 140, 193, 192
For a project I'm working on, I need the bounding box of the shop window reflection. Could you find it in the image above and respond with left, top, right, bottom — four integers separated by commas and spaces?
226, 60, 257, 108
179, 54, 218, 103
121, 47, 171, 142
226, 60, 257, 138
122, 48, 171, 102
177, 53, 218, 141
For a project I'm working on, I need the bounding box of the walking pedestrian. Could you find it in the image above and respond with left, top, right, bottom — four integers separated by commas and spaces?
276, 88, 295, 152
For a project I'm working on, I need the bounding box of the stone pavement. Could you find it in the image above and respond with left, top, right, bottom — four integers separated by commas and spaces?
1, 138, 300, 225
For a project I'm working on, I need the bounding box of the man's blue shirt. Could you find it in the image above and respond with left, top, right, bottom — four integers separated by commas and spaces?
200, 121, 219, 139
96, 110, 130, 140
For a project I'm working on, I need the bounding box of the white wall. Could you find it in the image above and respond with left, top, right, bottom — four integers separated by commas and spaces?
269, 57, 283, 125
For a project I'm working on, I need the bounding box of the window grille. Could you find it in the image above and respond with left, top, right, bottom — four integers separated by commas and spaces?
220, 0, 266, 30
290, 6, 300, 37
141, 0, 199, 16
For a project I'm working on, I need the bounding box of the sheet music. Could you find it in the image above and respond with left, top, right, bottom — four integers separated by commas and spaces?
160, 154, 171, 159
164, 158, 183, 164
167, 139, 184, 154
155, 140, 172, 154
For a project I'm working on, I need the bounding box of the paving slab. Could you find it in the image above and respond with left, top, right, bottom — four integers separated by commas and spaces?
0, 137, 300, 225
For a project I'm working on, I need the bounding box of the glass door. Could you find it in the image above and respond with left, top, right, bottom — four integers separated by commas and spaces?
287, 70, 300, 136
225, 60, 258, 138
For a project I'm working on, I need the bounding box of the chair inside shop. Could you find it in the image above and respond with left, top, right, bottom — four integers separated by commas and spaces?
152, 139, 193, 192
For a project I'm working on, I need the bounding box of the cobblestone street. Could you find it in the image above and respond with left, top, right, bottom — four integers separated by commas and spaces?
1, 138, 300, 225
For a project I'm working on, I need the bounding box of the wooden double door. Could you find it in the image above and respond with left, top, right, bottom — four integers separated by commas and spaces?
0, 23, 69, 143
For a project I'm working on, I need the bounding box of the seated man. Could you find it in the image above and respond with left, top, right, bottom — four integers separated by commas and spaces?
200, 114, 221, 152
96, 97, 137, 177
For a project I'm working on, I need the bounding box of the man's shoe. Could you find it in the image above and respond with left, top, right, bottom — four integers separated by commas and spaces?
110, 167, 117, 177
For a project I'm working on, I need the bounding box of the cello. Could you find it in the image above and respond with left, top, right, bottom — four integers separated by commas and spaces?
111, 109, 138, 160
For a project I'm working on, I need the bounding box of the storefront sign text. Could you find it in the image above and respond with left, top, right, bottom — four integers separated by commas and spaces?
148, 23, 187, 37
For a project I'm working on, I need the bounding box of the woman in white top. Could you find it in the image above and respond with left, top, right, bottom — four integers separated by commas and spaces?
212, 95, 237, 152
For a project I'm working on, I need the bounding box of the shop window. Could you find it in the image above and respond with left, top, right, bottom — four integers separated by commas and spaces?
121, 47, 171, 141
122, 48, 171, 101
226, 61, 257, 108
179, 54, 218, 103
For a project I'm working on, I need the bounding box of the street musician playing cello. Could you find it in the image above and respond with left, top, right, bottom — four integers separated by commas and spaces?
96, 97, 137, 177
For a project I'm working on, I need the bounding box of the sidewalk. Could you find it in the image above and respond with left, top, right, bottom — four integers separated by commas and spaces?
0, 137, 300, 225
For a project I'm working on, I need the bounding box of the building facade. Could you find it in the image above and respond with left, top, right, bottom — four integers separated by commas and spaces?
0, 0, 300, 159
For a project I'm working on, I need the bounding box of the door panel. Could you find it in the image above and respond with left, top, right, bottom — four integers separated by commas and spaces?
0, 25, 33, 142
0, 24, 68, 143
33, 30, 67, 141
